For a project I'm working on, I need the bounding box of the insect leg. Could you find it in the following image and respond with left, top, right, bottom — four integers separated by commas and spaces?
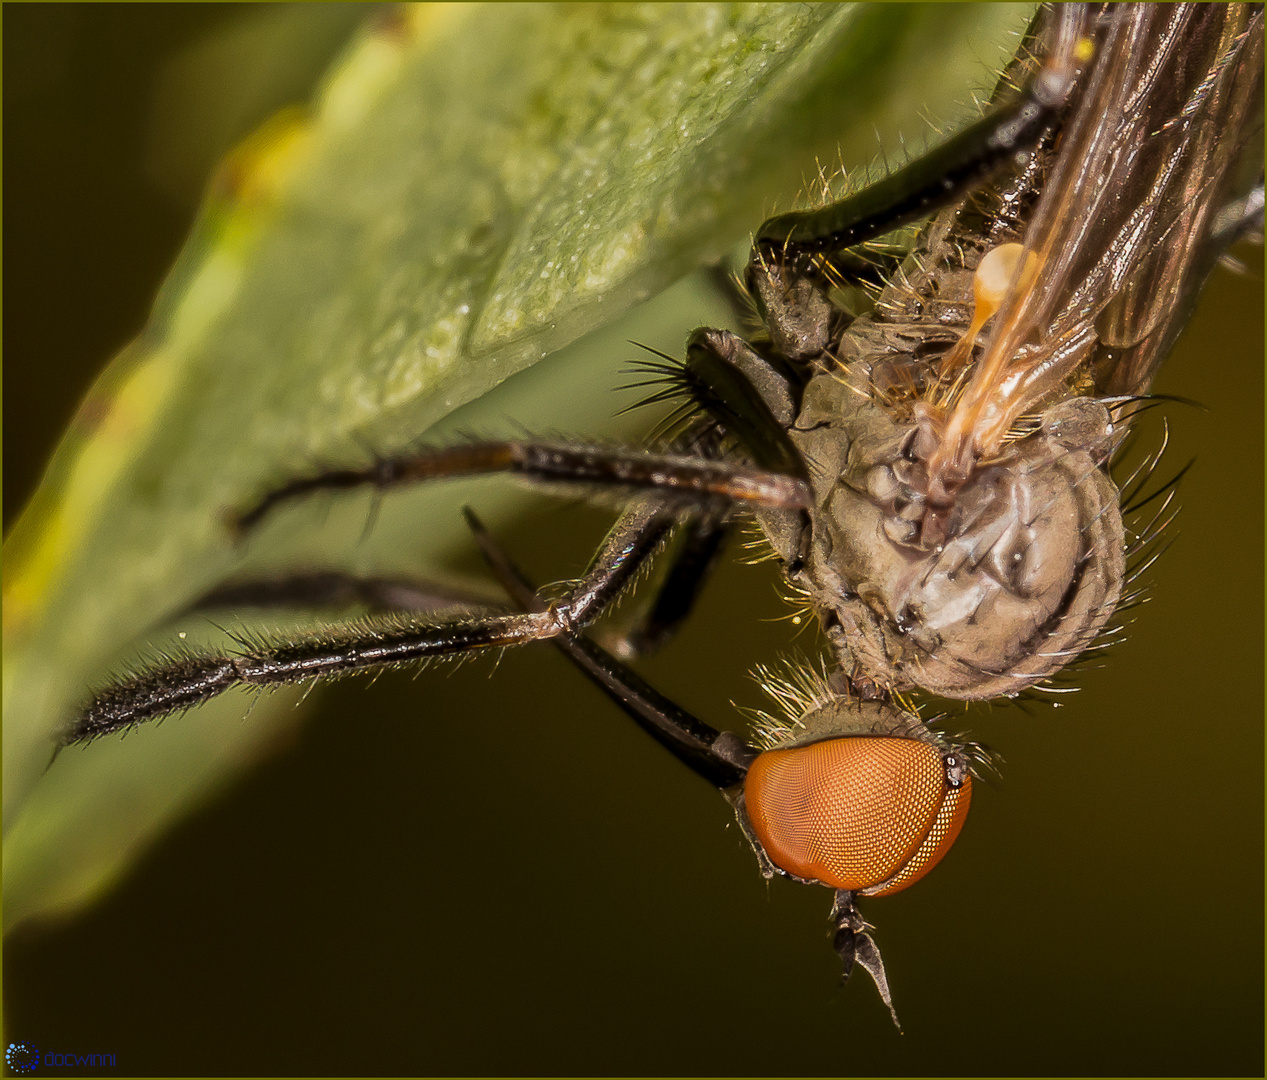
615, 506, 732, 658
682, 328, 804, 472
1209, 182, 1264, 249
744, 7, 1088, 365
612, 328, 809, 654
188, 508, 740, 764
190, 522, 731, 661
232, 439, 809, 536
753, 5, 1086, 261
466, 508, 901, 1026
462, 507, 754, 789
60, 501, 678, 747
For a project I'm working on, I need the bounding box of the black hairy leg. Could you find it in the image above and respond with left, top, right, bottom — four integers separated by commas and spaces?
62, 497, 677, 747
231, 438, 810, 536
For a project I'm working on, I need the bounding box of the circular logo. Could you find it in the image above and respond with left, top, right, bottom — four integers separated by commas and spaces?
6, 1042, 38, 1073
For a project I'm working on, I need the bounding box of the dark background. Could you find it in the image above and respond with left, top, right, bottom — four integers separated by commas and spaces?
5, 7, 1263, 1076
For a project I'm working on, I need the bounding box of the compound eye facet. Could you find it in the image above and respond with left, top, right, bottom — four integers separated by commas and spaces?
743, 736, 971, 896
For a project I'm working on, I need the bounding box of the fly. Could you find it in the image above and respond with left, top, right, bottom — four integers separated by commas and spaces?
51, 2, 1265, 1027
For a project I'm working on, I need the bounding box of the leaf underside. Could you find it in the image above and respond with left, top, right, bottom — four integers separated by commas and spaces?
2, 4, 1034, 931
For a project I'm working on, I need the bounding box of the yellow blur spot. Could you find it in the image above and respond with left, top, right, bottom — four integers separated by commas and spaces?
320, 4, 470, 133
4, 349, 175, 633
216, 108, 314, 213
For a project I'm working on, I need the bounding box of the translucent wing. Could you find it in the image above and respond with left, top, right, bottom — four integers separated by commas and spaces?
933, 4, 1264, 483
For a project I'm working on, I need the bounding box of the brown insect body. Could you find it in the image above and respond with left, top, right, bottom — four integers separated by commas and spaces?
755, 3, 1261, 701
781, 379, 1124, 699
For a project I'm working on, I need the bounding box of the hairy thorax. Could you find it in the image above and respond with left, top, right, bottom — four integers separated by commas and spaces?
791, 375, 1123, 699
767, 222, 1126, 700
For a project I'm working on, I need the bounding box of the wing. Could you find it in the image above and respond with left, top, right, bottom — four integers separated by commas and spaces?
930, 3, 1264, 485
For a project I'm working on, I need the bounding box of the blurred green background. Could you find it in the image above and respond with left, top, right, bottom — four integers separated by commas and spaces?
4, 6, 1262, 1076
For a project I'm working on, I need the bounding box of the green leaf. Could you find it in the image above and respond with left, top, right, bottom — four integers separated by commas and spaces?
2, 3, 1034, 930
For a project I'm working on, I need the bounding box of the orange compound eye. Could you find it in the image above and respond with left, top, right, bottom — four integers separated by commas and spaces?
743, 737, 971, 897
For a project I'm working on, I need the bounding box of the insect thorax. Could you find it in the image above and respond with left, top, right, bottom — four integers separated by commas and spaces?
761, 184, 1126, 700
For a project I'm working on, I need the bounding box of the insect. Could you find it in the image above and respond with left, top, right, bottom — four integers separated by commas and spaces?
8, 4, 1264, 1070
